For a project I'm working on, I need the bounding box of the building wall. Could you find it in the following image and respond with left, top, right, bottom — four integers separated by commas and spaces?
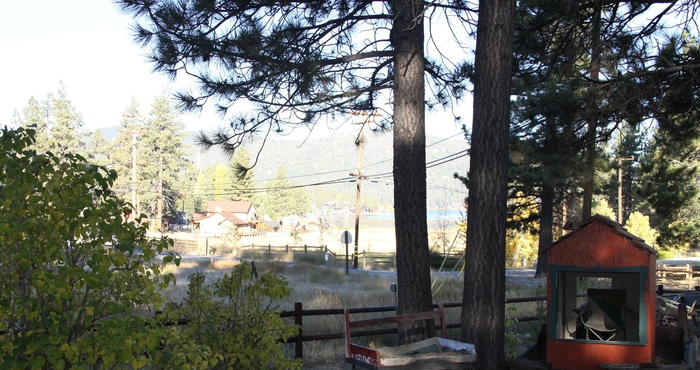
546, 220, 656, 370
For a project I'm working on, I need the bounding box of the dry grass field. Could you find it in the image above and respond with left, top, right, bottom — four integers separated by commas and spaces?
157, 251, 546, 368
156, 224, 545, 368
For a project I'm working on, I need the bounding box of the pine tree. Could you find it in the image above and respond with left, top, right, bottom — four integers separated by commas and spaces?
460, 2, 514, 367
510, 0, 700, 275
117, 0, 472, 344
16, 83, 83, 156
83, 129, 111, 168
638, 35, 700, 250
266, 166, 309, 219
112, 99, 146, 211
229, 147, 256, 200
138, 93, 191, 227
17, 97, 50, 152
48, 82, 83, 156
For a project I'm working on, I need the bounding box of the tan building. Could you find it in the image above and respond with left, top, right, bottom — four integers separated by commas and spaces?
193, 201, 256, 236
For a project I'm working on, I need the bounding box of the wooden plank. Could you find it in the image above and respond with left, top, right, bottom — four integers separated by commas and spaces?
344, 304, 476, 368
348, 310, 442, 330
657, 264, 692, 279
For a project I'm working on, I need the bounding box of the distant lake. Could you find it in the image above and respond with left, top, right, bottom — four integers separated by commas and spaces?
306, 209, 464, 229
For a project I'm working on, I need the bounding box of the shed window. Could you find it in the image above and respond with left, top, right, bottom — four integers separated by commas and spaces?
552, 269, 646, 344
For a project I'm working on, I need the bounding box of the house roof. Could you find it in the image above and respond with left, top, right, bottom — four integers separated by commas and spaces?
192, 212, 208, 222
219, 212, 247, 225
261, 220, 280, 228
205, 201, 253, 214
193, 211, 248, 226
547, 214, 657, 255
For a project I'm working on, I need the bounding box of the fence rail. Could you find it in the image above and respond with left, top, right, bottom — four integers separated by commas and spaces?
278, 285, 695, 359
280, 296, 548, 359
170, 238, 462, 269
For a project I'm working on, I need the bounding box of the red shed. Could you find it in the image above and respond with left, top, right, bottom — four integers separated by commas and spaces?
545, 215, 657, 370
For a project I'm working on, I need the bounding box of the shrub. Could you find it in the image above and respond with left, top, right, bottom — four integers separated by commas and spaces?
296, 252, 326, 265
0, 127, 179, 368
155, 264, 302, 369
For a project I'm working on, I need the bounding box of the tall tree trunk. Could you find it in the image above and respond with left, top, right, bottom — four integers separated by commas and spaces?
157, 155, 163, 231
535, 182, 554, 277
391, 0, 434, 344
582, 6, 602, 221
461, 0, 514, 369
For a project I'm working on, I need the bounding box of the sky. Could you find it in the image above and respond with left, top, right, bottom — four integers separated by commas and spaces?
0, 1, 471, 138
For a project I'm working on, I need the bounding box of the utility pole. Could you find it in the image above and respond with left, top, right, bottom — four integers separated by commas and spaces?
617, 157, 634, 224
351, 123, 365, 269
350, 111, 379, 268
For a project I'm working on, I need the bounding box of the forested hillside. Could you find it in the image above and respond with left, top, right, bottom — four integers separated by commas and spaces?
101, 126, 469, 211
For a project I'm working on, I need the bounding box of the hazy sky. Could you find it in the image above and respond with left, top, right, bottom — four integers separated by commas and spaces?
0, 1, 470, 138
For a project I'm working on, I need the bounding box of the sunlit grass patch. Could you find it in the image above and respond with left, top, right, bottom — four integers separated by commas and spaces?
209, 259, 240, 270
157, 258, 545, 362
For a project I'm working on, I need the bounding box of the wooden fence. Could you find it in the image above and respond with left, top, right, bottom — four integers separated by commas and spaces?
170, 238, 463, 270
279, 297, 547, 359
280, 285, 696, 360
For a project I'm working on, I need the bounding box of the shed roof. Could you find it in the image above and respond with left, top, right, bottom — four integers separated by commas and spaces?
547, 214, 657, 255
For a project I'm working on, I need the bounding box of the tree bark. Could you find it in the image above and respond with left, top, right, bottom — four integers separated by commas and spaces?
535, 182, 554, 277
460, 0, 515, 369
391, 0, 435, 345
582, 6, 602, 222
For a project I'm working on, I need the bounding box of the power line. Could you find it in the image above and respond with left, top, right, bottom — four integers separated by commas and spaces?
137, 133, 469, 198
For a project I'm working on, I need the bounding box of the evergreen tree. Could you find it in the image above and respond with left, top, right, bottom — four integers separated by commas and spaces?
117, 0, 475, 343
16, 83, 83, 156
460, 1, 514, 367
640, 131, 700, 249
48, 82, 83, 156
83, 129, 111, 168
266, 166, 309, 219
17, 97, 50, 152
139, 93, 191, 227
639, 35, 700, 250
510, 0, 700, 275
601, 124, 644, 224
229, 147, 256, 200
111, 99, 146, 212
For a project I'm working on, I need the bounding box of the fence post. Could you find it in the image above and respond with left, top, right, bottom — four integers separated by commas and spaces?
294, 302, 303, 359
304, 244, 307, 254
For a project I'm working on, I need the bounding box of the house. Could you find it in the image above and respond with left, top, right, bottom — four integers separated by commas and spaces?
545, 215, 657, 370
257, 220, 282, 234
193, 201, 257, 236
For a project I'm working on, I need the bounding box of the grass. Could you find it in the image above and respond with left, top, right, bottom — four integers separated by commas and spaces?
158, 255, 547, 367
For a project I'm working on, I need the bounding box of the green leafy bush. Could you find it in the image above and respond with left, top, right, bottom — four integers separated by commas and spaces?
156, 264, 302, 369
0, 127, 179, 369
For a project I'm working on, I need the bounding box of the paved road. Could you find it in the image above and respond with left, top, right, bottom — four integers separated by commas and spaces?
658, 258, 700, 266
346, 266, 544, 284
